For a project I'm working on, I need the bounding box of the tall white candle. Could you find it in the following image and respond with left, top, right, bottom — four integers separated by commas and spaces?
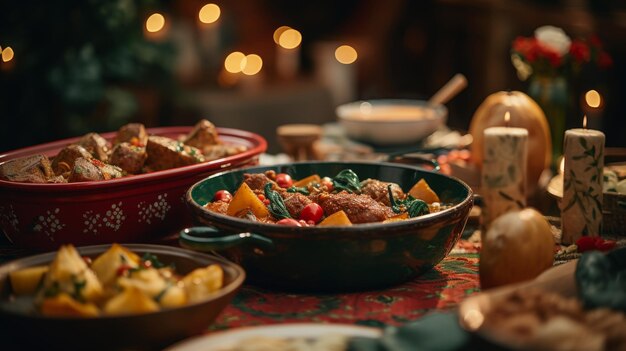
561, 120, 605, 244
481, 113, 528, 227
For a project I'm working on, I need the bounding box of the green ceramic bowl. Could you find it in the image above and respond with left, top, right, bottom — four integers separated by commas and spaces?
181, 162, 473, 292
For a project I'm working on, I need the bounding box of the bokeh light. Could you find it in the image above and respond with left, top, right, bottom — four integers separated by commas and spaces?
146, 13, 165, 33
278, 29, 302, 49
585, 90, 601, 108
199, 4, 220, 24
273, 26, 291, 45
1, 46, 14, 62
241, 54, 263, 75
335, 45, 357, 64
225, 52, 246, 73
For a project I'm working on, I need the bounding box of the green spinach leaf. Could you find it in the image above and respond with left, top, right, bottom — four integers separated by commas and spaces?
332, 169, 361, 194
388, 185, 429, 218
264, 183, 292, 219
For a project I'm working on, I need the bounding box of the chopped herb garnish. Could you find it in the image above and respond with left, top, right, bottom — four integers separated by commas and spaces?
264, 183, 292, 219
141, 252, 166, 269
286, 186, 310, 195
71, 276, 87, 302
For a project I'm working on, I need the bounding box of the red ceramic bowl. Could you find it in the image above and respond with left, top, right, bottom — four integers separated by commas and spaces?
0, 126, 266, 251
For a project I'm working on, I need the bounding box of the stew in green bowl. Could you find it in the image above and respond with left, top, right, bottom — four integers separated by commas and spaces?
181, 161, 473, 292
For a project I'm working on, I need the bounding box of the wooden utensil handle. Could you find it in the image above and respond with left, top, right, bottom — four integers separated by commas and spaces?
429, 73, 468, 105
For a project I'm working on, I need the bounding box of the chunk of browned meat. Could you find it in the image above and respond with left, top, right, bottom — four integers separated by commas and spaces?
312, 192, 395, 224
77, 133, 110, 162
203, 144, 248, 161
282, 192, 313, 219
51, 145, 92, 176
243, 171, 279, 192
0, 154, 54, 183
114, 123, 147, 146
144, 136, 205, 172
204, 200, 228, 215
184, 119, 220, 150
109, 142, 147, 174
68, 158, 123, 182
360, 178, 405, 206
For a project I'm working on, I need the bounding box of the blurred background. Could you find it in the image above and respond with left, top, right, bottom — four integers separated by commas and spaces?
1, 0, 624, 154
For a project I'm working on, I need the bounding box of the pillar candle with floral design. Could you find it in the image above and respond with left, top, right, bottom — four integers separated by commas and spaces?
561, 127, 605, 244
481, 124, 528, 227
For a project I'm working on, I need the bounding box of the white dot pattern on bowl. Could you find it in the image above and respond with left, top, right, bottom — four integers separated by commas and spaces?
32, 208, 65, 242
82, 202, 126, 235
137, 194, 171, 224
0, 205, 20, 232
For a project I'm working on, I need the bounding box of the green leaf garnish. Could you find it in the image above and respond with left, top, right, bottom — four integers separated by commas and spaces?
264, 183, 292, 219
332, 169, 361, 194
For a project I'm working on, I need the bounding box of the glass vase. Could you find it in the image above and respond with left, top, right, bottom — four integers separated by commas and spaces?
527, 75, 568, 170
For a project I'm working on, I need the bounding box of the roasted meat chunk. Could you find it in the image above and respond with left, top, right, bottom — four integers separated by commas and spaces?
312, 192, 395, 224
51, 145, 93, 176
183, 119, 220, 150
114, 123, 147, 146
360, 178, 405, 206
68, 158, 123, 182
243, 171, 279, 192
143, 136, 205, 172
77, 133, 110, 162
109, 142, 147, 174
0, 154, 55, 183
282, 192, 313, 219
203, 144, 248, 161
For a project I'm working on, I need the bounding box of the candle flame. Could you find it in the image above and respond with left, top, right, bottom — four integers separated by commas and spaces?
583, 115, 587, 129
224, 51, 246, 73
504, 111, 510, 126
278, 29, 302, 49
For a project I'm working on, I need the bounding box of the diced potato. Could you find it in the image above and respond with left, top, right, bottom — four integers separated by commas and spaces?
103, 286, 159, 316
91, 243, 140, 286
183, 264, 224, 303
159, 283, 187, 308
42, 245, 103, 303
293, 174, 321, 188
319, 210, 352, 226
40, 293, 100, 317
408, 179, 440, 204
383, 213, 409, 223
118, 268, 167, 298
9, 265, 48, 296
226, 182, 269, 218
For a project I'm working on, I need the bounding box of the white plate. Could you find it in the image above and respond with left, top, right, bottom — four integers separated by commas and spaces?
166, 323, 382, 351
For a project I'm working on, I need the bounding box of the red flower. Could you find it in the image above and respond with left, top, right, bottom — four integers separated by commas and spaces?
599, 51, 613, 69
537, 43, 562, 67
589, 34, 603, 48
569, 40, 590, 63
513, 36, 540, 62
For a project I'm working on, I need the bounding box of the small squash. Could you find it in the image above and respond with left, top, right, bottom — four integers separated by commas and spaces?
408, 179, 440, 204
319, 210, 352, 226
480, 208, 555, 289
91, 243, 140, 286
226, 182, 269, 218
469, 91, 552, 191
293, 174, 321, 188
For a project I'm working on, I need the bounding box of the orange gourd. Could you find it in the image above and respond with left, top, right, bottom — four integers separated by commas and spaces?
469, 91, 552, 191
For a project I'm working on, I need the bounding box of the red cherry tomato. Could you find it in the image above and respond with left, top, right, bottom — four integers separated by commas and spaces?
299, 203, 324, 224
321, 178, 334, 192
276, 173, 293, 188
116, 264, 132, 276
214, 190, 233, 202
276, 218, 302, 226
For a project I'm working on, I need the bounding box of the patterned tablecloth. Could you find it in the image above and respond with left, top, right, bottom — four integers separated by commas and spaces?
210, 252, 480, 330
